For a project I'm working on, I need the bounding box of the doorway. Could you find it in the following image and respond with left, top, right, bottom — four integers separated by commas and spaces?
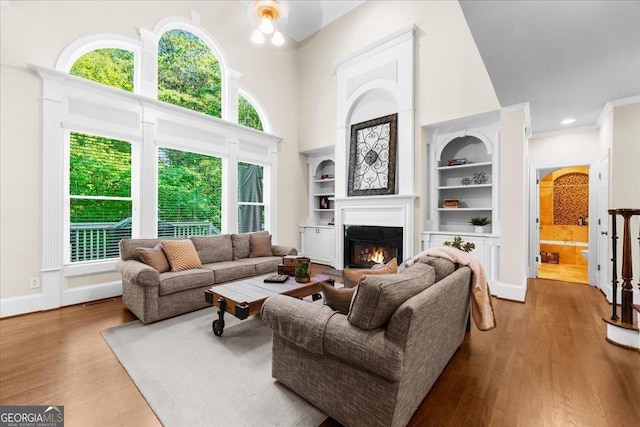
536, 166, 590, 284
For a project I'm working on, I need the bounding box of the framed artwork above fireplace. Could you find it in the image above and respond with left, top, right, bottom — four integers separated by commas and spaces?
347, 113, 398, 196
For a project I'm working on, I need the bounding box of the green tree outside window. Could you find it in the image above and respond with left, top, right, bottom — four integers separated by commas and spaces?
238, 96, 263, 131
70, 48, 134, 92
158, 29, 222, 118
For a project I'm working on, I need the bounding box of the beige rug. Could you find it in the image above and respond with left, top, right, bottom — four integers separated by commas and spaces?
103, 307, 327, 426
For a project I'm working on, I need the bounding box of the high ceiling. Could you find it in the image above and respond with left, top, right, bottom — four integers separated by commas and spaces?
276, 0, 640, 135
459, 0, 640, 135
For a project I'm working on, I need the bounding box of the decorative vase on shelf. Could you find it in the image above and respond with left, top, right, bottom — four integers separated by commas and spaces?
474, 225, 485, 233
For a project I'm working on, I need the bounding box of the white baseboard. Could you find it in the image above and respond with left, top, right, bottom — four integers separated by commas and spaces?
1, 281, 123, 318
493, 279, 527, 302
606, 324, 640, 349
62, 281, 122, 306
0, 293, 44, 318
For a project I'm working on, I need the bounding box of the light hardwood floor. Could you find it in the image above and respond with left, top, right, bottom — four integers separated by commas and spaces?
1, 272, 639, 427
538, 262, 589, 285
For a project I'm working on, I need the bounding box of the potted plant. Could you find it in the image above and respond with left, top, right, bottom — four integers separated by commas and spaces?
469, 216, 491, 233
443, 236, 475, 253
294, 262, 311, 283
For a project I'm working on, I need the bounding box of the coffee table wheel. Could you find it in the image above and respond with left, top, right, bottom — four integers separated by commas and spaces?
212, 319, 224, 336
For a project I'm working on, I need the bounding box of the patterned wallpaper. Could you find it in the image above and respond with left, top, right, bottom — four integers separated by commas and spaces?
553, 172, 589, 225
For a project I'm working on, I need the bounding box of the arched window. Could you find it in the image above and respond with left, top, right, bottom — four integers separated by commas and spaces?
238, 95, 263, 131
69, 48, 134, 92
157, 29, 222, 117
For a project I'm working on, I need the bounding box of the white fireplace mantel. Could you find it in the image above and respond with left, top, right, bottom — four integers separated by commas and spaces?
334, 194, 417, 269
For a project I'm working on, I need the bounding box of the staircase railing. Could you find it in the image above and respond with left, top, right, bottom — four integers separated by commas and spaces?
608, 208, 640, 325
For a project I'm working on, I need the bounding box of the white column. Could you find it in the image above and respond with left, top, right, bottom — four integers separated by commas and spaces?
41, 78, 65, 310
224, 139, 239, 234
137, 103, 158, 238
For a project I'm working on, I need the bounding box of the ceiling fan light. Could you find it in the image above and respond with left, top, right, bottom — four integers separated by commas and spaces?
251, 29, 266, 44
271, 30, 285, 46
259, 17, 275, 34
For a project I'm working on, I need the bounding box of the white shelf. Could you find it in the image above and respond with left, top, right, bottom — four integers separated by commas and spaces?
437, 161, 492, 171
437, 207, 492, 211
313, 178, 335, 183
313, 208, 335, 212
437, 184, 492, 190
314, 192, 335, 197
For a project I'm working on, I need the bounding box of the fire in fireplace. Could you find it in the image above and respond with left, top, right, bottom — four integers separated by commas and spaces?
344, 225, 403, 268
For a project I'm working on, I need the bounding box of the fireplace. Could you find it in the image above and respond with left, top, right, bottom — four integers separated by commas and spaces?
344, 225, 403, 268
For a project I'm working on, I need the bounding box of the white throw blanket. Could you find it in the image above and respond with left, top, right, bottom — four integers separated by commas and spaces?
407, 246, 497, 331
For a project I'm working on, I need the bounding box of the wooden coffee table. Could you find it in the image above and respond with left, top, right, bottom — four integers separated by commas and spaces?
204, 273, 331, 336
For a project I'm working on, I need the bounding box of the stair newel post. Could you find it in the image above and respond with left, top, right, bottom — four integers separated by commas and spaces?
619, 210, 636, 324
608, 209, 619, 321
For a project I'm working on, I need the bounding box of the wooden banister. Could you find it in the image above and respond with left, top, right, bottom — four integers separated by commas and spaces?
608, 208, 640, 326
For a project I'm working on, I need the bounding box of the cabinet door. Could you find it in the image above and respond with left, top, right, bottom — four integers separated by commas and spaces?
316, 228, 335, 265
300, 227, 319, 261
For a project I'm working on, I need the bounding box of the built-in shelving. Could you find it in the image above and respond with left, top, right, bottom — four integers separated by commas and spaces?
300, 147, 336, 266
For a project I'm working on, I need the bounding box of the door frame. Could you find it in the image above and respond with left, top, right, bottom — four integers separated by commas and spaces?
527, 161, 599, 285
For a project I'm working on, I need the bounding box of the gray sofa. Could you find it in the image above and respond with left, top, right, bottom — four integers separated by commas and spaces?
261, 256, 471, 427
116, 232, 297, 323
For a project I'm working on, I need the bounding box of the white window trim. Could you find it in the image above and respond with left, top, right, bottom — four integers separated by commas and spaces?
29, 14, 281, 313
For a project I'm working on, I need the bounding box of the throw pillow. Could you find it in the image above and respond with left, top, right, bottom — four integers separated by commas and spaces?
320, 282, 356, 315
342, 257, 398, 288
161, 239, 202, 272
249, 234, 273, 258
136, 244, 170, 273
232, 231, 269, 260
348, 264, 436, 330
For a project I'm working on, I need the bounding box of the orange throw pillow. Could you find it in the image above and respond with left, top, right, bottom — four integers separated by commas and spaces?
342, 258, 398, 288
161, 239, 202, 272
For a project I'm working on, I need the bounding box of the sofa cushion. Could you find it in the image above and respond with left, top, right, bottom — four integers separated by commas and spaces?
161, 239, 202, 272
234, 257, 281, 275
415, 256, 456, 282
348, 263, 435, 330
120, 238, 161, 262
190, 234, 233, 264
321, 283, 356, 315
249, 233, 273, 258
204, 261, 256, 283
232, 231, 269, 260
342, 258, 398, 288
158, 269, 214, 296
136, 244, 170, 273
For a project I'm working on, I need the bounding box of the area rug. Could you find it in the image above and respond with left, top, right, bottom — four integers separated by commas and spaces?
103, 307, 327, 426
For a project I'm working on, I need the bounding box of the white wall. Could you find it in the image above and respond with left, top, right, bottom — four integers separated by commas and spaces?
0, 1, 301, 301
296, 0, 499, 154
498, 108, 528, 300
294, 0, 500, 254
529, 129, 599, 165
610, 103, 640, 282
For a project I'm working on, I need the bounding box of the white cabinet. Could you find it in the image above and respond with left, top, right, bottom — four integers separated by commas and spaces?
300, 226, 335, 266
421, 232, 500, 288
